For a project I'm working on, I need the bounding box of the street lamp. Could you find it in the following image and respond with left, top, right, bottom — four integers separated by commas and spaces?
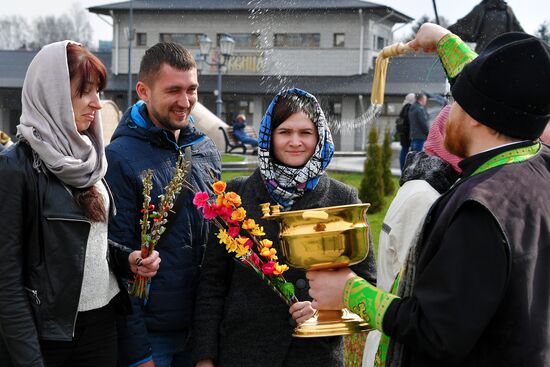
126, 0, 134, 109
197, 33, 235, 118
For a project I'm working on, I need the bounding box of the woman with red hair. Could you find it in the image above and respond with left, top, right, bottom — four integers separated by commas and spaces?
0, 42, 160, 367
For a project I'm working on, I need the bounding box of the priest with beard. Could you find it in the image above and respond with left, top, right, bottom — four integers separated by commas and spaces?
307, 23, 550, 367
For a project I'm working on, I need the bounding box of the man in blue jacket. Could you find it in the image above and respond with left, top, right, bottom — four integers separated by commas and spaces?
106, 42, 221, 367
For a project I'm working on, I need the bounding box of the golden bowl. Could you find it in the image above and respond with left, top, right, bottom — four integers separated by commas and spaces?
263, 203, 372, 337
264, 203, 370, 270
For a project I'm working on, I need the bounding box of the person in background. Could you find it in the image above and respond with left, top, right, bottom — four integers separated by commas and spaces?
407, 93, 429, 152
395, 93, 415, 171
0, 41, 159, 367
106, 42, 221, 367
308, 23, 550, 367
362, 104, 461, 367
231, 113, 258, 147
192, 88, 377, 367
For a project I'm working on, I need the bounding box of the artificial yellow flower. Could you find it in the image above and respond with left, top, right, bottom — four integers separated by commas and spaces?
233, 236, 251, 257
225, 238, 238, 253
235, 245, 249, 258
231, 207, 247, 222
212, 181, 227, 195
234, 236, 248, 247
217, 229, 231, 245
251, 225, 265, 236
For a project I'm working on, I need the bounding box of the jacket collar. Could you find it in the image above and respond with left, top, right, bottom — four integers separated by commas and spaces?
112, 101, 206, 151
458, 140, 534, 177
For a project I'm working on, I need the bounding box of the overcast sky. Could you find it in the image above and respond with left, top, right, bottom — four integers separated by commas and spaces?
3, 0, 549, 46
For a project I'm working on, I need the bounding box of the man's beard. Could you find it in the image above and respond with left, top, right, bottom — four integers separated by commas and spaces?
151, 107, 190, 131
444, 122, 469, 159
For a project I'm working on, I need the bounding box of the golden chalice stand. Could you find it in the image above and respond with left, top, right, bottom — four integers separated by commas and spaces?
262, 203, 371, 337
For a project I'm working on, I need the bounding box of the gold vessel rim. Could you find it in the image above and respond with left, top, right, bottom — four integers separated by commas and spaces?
267, 203, 370, 217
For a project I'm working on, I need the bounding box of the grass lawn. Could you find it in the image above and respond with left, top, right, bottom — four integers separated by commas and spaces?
221, 154, 246, 163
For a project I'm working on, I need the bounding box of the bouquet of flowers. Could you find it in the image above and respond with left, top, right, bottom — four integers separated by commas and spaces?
193, 181, 298, 306
130, 153, 190, 301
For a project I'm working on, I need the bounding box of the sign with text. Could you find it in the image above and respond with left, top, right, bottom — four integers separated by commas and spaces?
207, 52, 266, 74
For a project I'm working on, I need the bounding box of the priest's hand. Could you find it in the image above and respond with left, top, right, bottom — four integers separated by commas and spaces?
307, 268, 356, 310
408, 22, 451, 53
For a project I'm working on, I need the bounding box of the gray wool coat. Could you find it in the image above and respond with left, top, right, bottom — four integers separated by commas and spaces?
192, 168, 377, 367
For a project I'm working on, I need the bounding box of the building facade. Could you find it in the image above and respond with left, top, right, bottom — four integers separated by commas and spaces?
0, 1, 447, 151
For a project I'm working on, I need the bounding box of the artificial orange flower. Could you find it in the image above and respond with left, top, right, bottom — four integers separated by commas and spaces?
231, 207, 247, 222
212, 181, 227, 195
259, 239, 273, 248
260, 247, 278, 260
215, 194, 228, 208
273, 263, 289, 276
224, 192, 242, 207
242, 218, 257, 230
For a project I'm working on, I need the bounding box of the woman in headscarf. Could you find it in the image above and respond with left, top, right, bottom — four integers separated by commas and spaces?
193, 88, 376, 367
0, 41, 160, 367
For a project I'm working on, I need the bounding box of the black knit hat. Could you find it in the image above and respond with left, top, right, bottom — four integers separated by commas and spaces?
451, 32, 550, 140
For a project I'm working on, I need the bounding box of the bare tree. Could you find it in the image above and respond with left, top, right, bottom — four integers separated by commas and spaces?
30, 2, 94, 49
68, 3, 94, 46
0, 15, 31, 49
536, 21, 550, 44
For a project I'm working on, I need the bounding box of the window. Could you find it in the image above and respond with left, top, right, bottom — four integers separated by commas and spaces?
274, 33, 320, 48
217, 33, 260, 48
136, 32, 147, 47
333, 33, 345, 48
374, 35, 387, 50
159, 33, 202, 46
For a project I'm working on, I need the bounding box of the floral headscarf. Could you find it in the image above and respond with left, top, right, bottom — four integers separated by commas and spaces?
258, 88, 334, 210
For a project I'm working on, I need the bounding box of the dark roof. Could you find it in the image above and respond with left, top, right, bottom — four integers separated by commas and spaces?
106, 55, 446, 96
0, 49, 113, 89
0, 50, 445, 96
0, 50, 39, 88
89, 0, 413, 22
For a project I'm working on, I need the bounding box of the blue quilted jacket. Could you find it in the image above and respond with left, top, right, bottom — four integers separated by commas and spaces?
105, 102, 221, 366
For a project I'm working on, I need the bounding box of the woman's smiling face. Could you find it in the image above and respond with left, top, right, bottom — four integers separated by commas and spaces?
272, 111, 318, 167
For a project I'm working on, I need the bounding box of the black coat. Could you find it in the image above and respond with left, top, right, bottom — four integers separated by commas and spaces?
0, 143, 131, 367
407, 102, 429, 141
193, 169, 377, 367
384, 142, 550, 366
